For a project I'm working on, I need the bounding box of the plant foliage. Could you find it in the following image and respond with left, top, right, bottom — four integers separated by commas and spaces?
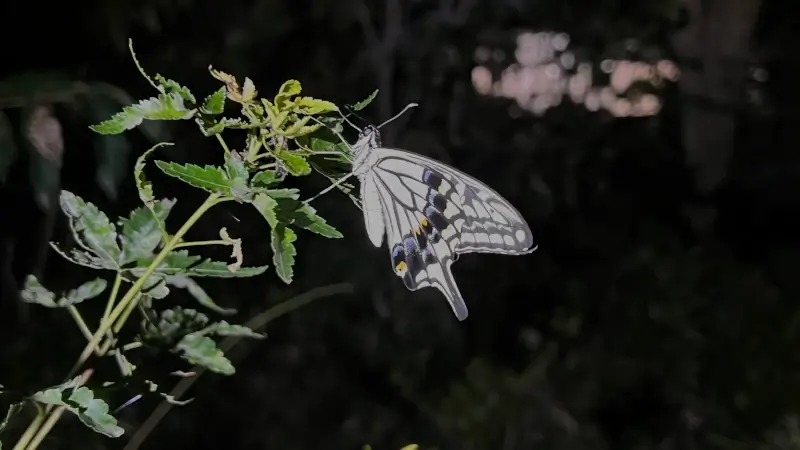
0, 39, 378, 449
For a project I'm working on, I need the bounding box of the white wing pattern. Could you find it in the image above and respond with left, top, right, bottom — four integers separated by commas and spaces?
351, 126, 536, 321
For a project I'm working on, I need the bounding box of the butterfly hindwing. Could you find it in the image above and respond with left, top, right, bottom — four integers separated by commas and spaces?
370, 169, 469, 320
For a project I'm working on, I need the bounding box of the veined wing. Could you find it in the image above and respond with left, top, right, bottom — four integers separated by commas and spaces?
370, 147, 535, 256
365, 168, 469, 320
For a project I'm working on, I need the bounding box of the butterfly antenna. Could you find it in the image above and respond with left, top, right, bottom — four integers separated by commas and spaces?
377, 102, 419, 129
338, 107, 362, 133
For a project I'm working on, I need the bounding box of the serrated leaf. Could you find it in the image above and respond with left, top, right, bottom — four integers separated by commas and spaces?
131, 250, 268, 278
251, 170, 282, 187
164, 275, 236, 315
241, 78, 257, 103
142, 275, 169, 299
224, 151, 249, 199
85, 93, 134, 200
154, 74, 196, 104
0, 110, 18, 184
135, 142, 172, 207
275, 150, 311, 176
198, 117, 244, 136
200, 87, 226, 115
118, 199, 176, 264
350, 89, 379, 111
280, 116, 323, 138
274, 80, 302, 110
211, 321, 265, 338
89, 93, 196, 135
176, 333, 234, 375
64, 278, 108, 304
271, 225, 297, 284
22, 275, 107, 307
49, 244, 116, 270
154, 161, 231, 194
252, 194, 278, 228
274, 199, 343, 238
88, 82, 170, 145
60, 190, 121, 266
20, 275, 56, 307
258, 188, 300, 199
141, 306, 209, 344
32, 379, 124, 438
294, 97, 339, 115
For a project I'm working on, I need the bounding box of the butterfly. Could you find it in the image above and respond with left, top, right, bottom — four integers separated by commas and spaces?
305, 108, 536, 320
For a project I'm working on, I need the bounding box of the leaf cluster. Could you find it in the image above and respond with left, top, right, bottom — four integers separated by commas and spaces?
1, 39, 378, 447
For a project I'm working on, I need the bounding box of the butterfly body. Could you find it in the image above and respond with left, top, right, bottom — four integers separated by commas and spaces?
349, 125, 535, 320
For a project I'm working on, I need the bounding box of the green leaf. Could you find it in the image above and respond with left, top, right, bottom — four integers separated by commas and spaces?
118, 198, 176, 264
19, 275, 56, 307
294, 97, 339, 115
84, 91, 134, 201
142, 275, 169, 299
87, 82, 170, 144
0, 111, 18, 184
241, 77, 257, 103
60, 190, 122, 266
154, 74, 196, 104
200, 87, 226, 115
275, 149, 311, 176
252, 194, 278, 228
154, 161, 231, 194
198, 117, 244, 136
223, 151, 250, 199
49, 244, 117, 270
271, 225, 297, 284
251, 170, 283, 187
64, 278, 108, 305
135, 142, 172, 207
164, 275, 236, 315
274, 80, 302, 110
89, 93, 196, 135
140, 306, 209, 345
211, 321, 265, 338
350, 89, 379, 111
274, 199, 343, 238
131, 250, 268, 278
32, 378, 124, 438
176, 333, 234, 375
258, 188, 300, 199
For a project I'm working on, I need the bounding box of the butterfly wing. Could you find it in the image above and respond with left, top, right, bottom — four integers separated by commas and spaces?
361, 146, 534, 320
371, 147, 535, 256
360, 173, 385, 247
365, 166, 470, 320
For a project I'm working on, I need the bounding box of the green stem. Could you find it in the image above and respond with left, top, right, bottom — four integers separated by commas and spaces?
66, 305, 95, 349
173, 239, 228, 249
66, 192, 221, 379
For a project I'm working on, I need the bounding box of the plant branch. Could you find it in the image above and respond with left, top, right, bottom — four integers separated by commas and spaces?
12, 194, 223, 450
172, 239, 229, 249
122, 282, 355, 450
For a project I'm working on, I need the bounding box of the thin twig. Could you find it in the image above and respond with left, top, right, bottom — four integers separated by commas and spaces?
122, 282, 354, 450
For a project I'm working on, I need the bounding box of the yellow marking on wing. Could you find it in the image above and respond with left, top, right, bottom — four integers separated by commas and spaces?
395, 261, 407, 272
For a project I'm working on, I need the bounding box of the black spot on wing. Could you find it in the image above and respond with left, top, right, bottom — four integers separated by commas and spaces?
422, 168, 443, 190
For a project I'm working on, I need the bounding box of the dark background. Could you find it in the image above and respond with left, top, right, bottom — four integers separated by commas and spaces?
2, 0, 799, 449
